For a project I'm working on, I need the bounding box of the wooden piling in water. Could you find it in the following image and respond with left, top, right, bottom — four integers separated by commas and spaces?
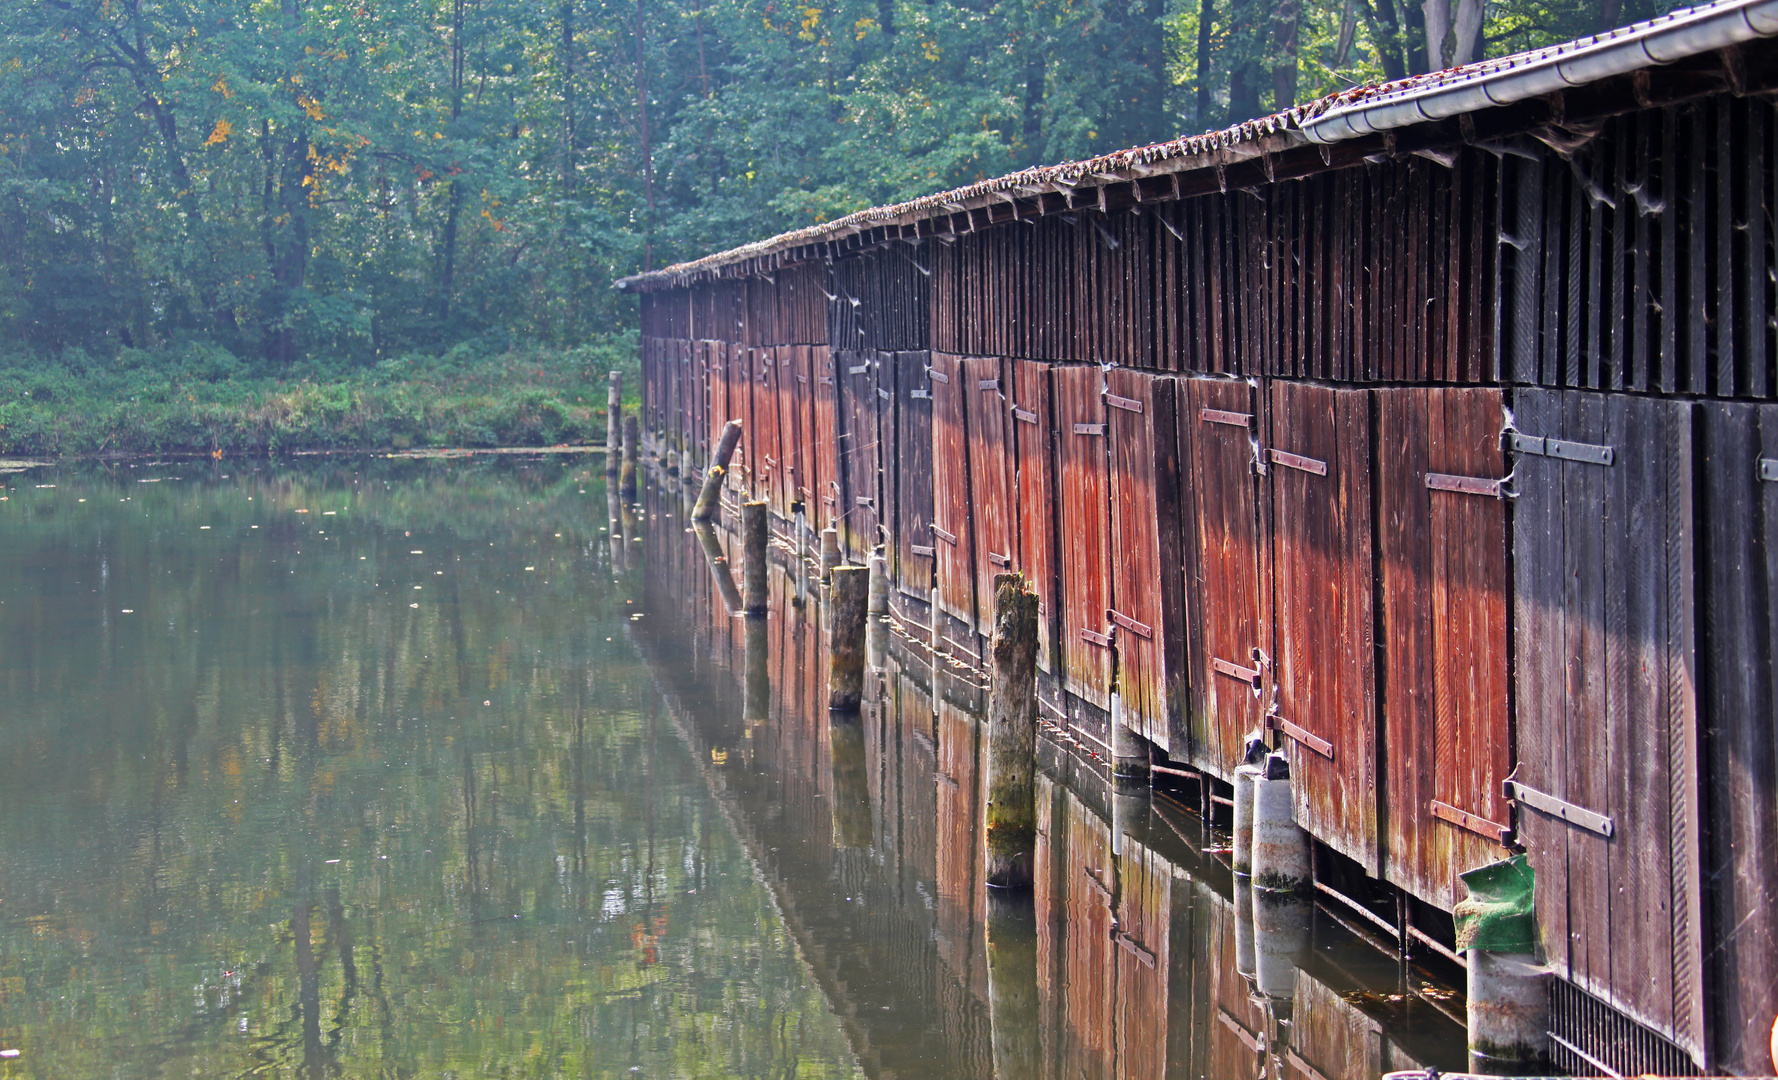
742, 500, 769, 616
693, 419, 744, 522
819, 527, 840, 583
621, 414, 640, 502
985, 573, 1039, 889
828, 565, 868, 711
693, 520, 744, 614
606, 372, 622, 475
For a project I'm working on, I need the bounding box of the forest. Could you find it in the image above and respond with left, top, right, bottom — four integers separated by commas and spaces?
0, 0, 1659, 451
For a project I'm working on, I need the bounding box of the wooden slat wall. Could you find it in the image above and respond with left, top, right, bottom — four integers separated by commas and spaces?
891, 351, 935, 603
963, 356, 1015, 638
1269, 380, 1379, 875
1376, 387, 1513, 910
1181, 377, 1269, 781
1011, 360, 1059, 675
1059, 790, 1117, 1079
811, 347, 839, 532
1512, 388, 1704, 1061
1116, 838, 1171, 1080
930, 352, 978, 643
1695, 401, 1778, 1075
1106, 370, 1187, 753
837, 349, 883, 559
1053, 364, 1114, 713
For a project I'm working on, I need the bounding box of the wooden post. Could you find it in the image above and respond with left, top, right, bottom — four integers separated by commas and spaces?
744, 612, 769, 722
819, 526, 840, 583
691, 419, 743, 522
742, 500, 768, 616
828, 565, 868, 711
867, 549, 890, 615
985, 573, 1039, 889
986, 890, 1039, 1078
606, 372, 622, 474
621, 414, 640, 502
829, 710, 872, 847
693, 520, 744, 614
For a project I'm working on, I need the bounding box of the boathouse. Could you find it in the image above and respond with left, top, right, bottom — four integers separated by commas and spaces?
620, 1, 1778, 1070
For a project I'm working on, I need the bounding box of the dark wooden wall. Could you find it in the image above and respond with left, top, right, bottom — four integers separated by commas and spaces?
634, 85, 1778, 1073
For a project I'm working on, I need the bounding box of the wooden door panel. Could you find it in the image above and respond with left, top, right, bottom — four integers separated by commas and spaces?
1183, 377, 1267, 780
1106, 369, 1185, 753
811, 348, 839, 533
1377, 387, 1512, 910
1268, 380, 1378, 875
964, 356, 1015, 637
931, 352, 978, 639
1011, 360, 1058, 675
1054, 364, 1114, 711
893, 351, 935, 601
838, 350, 881, 559
1511, 388, 1702, 1061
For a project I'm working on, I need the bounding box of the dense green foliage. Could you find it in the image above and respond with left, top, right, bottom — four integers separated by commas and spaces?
1, 0, 1661, 374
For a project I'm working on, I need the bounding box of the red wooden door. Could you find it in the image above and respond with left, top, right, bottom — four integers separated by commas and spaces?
1376, 387, 1512, 910
727, 344, 753, 498
964, 355, 1015, 638
1053, 364, 1113, 712
838, 350, 881, 560
930, 352, 978, 645
1106, 369, 1186, 753
892, 351, 934, 602
1011, 360, 1058, 675
1267, 380, 1378, 875
812, 349, 839, 534
1182, 377, 1268, 781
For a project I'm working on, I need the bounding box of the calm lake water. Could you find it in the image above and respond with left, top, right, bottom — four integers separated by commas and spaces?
0, 457, 1469, 1079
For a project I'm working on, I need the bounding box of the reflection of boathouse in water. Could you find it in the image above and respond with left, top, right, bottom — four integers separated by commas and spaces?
619, 3, 1778, 1072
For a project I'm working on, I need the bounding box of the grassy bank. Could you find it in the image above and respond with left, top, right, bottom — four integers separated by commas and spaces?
0, 335, 640, 457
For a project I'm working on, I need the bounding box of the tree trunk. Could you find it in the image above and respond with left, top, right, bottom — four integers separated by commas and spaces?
1195, 0, 1215, 128
1270, 0, 1303, 108
1022, 48, 1044, 164
1451, 0, 1483, 65
635, 0, 655, 273
1359, 0, 1408, 79
1422, 0, 1449, 69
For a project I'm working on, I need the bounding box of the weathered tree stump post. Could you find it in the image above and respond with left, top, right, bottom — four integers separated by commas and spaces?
985, 573, 1039, 889
693, 520, 745, 615
621, 414, 640, 502
829, 710, 871, 847
819, 527, 840, 583
606, 372, 622, 475
744, 612, 769, 723
606, 483, 626, 576
986, 890, 1039, 1079
741, 501, 768, 616
692, 420, 743, 522
827, 566, 868, 711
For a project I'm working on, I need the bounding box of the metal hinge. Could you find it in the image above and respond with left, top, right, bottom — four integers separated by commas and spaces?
1105, 393, 1144, 413
927, 369, 950, 384
1013, 407, 1038, 424
910, 389, 931, 400
1201, 408, 1251, 428
877, 387, 891, 400
931, 524, 958, 544
1074, 422, 1106, 436
1759, 457, 1778, 481
1108, 608, 1152, 639
848, 363, 871, 375
988, 551, 1011, 568
1267, 713, 1333, 759
1079, 626, 1114, 647
1509, 433, 1614, 466
1213, 657, 1263, 689
1430, 799, 1511, 843
910, 544, 936, 557
978, 378, 1000, 391
1426, 472, 1507, 498
1503, 779, 1614, 837
1270, 448, 1328, 476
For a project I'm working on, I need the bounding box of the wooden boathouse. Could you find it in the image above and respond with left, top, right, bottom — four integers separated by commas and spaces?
620, 1, 1778, 1071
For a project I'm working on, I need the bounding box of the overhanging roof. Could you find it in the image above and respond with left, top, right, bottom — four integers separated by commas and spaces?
617, 0, 1778, 292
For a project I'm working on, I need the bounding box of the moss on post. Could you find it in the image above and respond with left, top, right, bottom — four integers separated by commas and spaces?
985, 572, 1040, 889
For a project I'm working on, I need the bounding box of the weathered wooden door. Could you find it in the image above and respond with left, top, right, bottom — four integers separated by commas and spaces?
1267, 380, 1378, 875
1182, 377, 1268, 781
1010, 360, 1058, 676
811, 348, 839, 534
1512, 388, 1703, 1062
837, 350, 881, 559
1106, 369, 1186, 753
964, 356, 1015, 638
891, 351, 934, 604
753, 347, 783, 506
728, 344, 753, 496
930, 352, 978, 646
1115, 837, 1170, 1080
1375, 387, 1513, 910
1053, 364, 1114, 712
1696, 401, 1778, 1074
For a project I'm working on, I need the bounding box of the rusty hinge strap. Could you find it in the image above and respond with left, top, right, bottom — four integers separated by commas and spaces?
848, 363, 871, 375
910, 389, 931, 400
1426, 472, 1506, 497
978, 378, 1001, 391
1013, 407, 1038, 424
1080, 627, 1114, 647
855, 496, 874, 507
1108, 609, 1152, 639
1217, 1009, 1263, 1053
910, 544, 936, 557
1430, 799, 1512, 843
819, 376, 834, 385
1503, 779, 1615, 838
1201, 407, 1252, 428
1285, 1050, 1333, 1080
877, 387, 891, 400
931, 524, 958, 545
1082, 866, 1111, 896
927, 369, 950, 383
988, 551, 1011, 568
1106, 393, 1144, 413
1116, 932, 1157, 968
1270, 449, 1328, 476
1213, 657, 1262, 688
1074, 422, 1106, 436
1510, 432, 1614, 466
1268, 714, 1333, 759
1759, 457, 1778, 481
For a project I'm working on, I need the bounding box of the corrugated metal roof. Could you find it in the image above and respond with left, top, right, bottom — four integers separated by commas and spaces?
617, 0, 1778, 291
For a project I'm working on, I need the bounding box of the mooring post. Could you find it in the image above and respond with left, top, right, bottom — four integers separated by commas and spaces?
606, 372, 622, 475
744, 612, 769, 723
1250, 752, 1311, 896
1456, 855, 1549, 1074
621, 414, 640, 501
1232, 733, 1267, 877
819, 527, 840, 583
829, 709, 871, 847
741, 501, 768, 616
986, 890, 1039, 1079
827, 566, 868, 711
985, 573, 1039, 889
692, 419, 743, 522
693, 520, 745, 615
1110, 695, 1149, 779
867, 548, 890, 616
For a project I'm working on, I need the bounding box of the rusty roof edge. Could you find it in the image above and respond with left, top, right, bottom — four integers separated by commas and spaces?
1302, 0, 1778, 142
615, 0, 1778, 293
